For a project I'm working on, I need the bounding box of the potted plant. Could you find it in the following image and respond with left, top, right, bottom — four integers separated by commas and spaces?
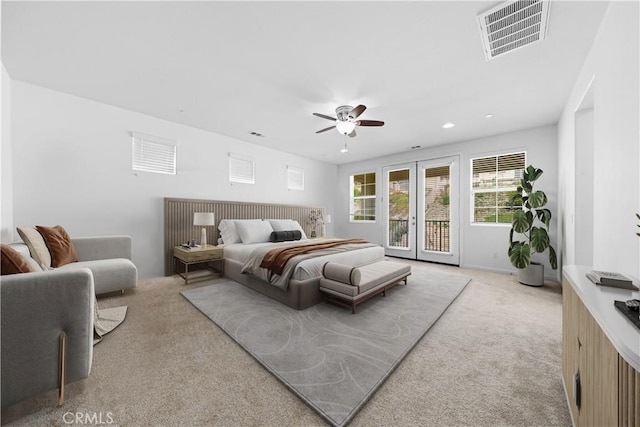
508, 165, 558, 286
307, 209, 323, 238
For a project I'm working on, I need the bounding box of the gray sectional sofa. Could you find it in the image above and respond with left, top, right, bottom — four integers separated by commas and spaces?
9, 235, 138, 295
1, 235, 137, 408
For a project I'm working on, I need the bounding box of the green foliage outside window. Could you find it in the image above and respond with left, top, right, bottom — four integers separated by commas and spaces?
471, 152, 526, 224
351, 172, 376, 221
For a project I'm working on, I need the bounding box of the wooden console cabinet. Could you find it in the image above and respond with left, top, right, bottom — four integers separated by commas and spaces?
562, 266, 639, 426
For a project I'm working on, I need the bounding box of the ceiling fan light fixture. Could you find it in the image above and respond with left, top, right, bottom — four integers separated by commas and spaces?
335, 120, 356, 135
313, 103, 384, 137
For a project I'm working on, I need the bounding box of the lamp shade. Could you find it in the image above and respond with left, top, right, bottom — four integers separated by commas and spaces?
193, 212, 215, 226
335, 121, 356, 135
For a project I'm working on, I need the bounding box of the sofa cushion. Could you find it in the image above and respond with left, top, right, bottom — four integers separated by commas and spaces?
16, 226, 52, 268
36, 225, 79, 267
0, 244, 35, 275
59, 258, 137, 295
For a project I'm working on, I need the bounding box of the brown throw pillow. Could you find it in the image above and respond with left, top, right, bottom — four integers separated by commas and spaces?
35, 225, 79, 267
1, 244, 35, 275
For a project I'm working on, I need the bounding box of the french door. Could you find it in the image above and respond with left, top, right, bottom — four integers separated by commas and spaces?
383, 156, 459, 265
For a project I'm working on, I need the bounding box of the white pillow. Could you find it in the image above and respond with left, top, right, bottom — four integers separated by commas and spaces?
218, 220, 237, 244
218, 219, 261, 244
266, 219, 308, 239
236, 220, 274, 244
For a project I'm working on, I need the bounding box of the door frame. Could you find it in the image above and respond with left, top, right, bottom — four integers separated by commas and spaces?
416, 156, 460, 265
382, 163, 417, 259
382, 156, 460, 265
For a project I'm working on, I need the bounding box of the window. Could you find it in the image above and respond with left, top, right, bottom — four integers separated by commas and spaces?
287, 166, 304, 190
350, 172, 376, 222
471, 152, 525, 223
131, 132, 176, 175
229, 153, 255, 184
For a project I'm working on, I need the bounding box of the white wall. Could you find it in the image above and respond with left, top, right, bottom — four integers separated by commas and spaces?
10, 81, 337, 278
1, 62, 13, 243
558, 1, 639, 278
335, 125, 558, 278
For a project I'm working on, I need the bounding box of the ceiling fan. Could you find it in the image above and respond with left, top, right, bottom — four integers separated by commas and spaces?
313, 104, 384, 137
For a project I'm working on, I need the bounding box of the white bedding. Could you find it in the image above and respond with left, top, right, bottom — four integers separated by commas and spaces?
224, 238, 385, 282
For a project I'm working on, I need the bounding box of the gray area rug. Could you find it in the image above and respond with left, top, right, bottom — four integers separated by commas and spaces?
181, 268, 470, 427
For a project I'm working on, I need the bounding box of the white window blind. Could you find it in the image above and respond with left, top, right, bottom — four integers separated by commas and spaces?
471, 151, 526, 224
229, 153, 255, 184
131, 132, 176, 175
287, 166, 304, 190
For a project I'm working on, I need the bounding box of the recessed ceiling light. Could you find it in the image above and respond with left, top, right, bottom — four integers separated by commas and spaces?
485, 114, 494, 118
442, 122, 455, 129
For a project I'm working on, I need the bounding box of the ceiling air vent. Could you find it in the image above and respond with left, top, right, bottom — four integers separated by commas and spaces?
478, 0, 550, 61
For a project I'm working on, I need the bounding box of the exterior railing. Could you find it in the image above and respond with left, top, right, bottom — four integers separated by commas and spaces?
424, 220, 450, 252
388, 219, 409, 247
388, 219, 450, 252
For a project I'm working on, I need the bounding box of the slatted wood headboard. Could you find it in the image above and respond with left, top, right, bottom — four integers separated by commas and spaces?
163, 198, 324, 276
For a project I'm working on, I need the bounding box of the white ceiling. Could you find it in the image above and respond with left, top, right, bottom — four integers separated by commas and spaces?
1, 1, 608, 165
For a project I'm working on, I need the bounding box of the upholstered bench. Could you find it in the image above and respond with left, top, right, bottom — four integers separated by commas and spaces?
319, 260, 411, 313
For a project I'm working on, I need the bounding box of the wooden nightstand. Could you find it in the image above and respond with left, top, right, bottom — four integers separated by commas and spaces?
173, 245, 224, 285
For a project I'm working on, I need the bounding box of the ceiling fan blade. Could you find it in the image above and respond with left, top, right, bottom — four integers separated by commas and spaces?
348, 104, 366, 120
312, 112, 337, 122
357, 120, 385, 127
316, 125, 336, 134
348, 128, 357, 138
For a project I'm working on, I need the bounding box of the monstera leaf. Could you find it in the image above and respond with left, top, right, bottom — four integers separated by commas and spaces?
509, 242, 531, 269
528, 191, 547, 209
530, 227, 550, 253
511, 210, 530, 234
548, 246, 558, 270
508, 164, 557, 271
536, 209, 552, 227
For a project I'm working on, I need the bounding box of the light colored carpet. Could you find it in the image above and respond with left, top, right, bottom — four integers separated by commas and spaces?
1, 261, 571, 426
181, 270, 470, 427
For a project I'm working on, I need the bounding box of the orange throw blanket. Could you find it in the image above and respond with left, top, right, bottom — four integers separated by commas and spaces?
260, 239, 370, 276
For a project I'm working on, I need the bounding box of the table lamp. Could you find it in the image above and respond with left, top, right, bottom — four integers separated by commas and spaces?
194, 212, 215, 246
322, 214, 331, 237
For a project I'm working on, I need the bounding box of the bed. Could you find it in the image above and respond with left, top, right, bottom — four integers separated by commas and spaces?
221, 219, 385, 309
